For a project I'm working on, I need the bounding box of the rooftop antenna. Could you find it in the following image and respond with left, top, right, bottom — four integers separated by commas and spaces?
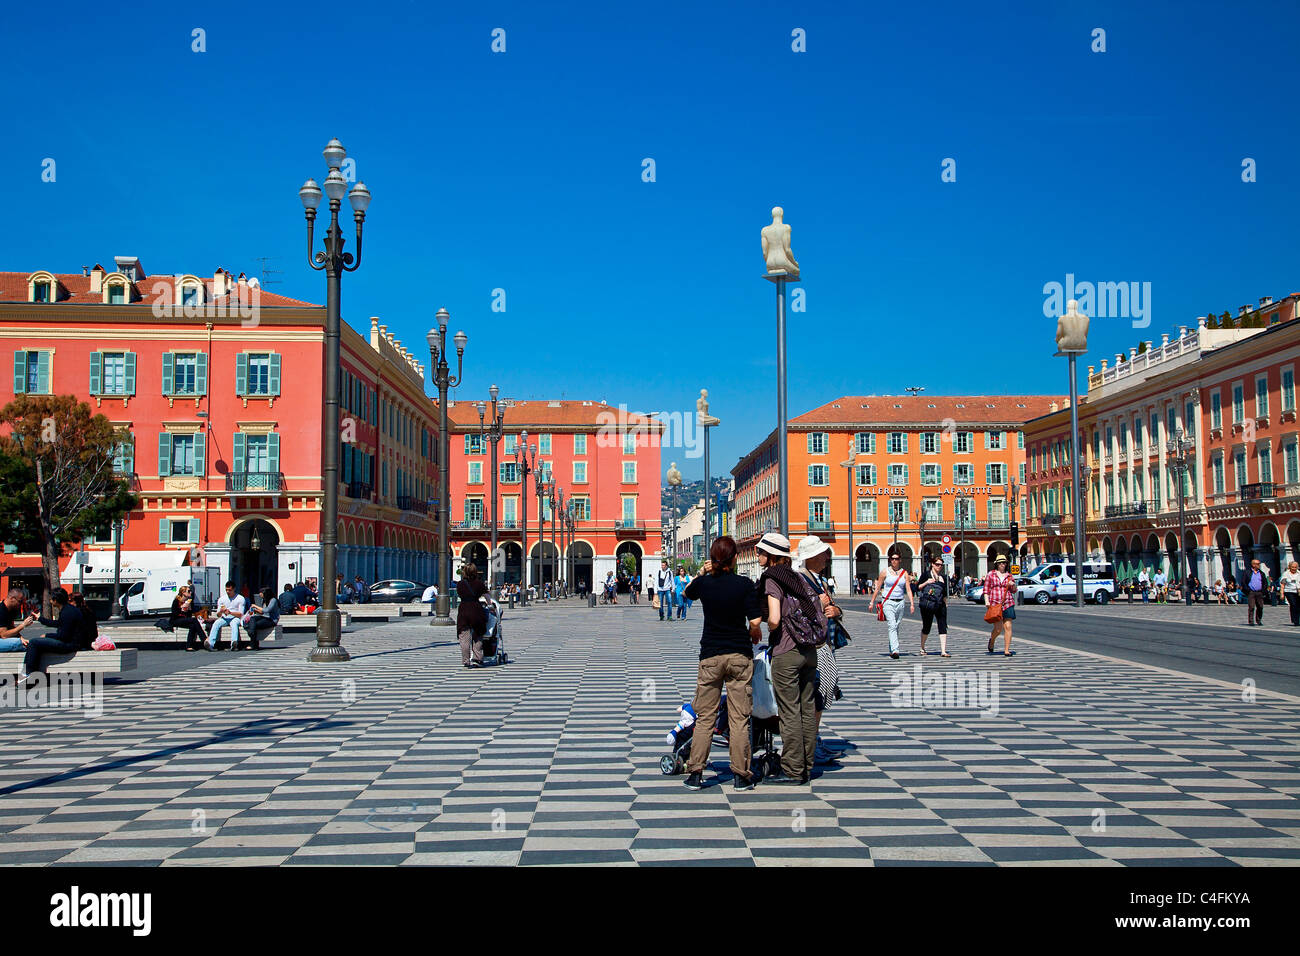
905, 385, 926, 397
252, 256, 283, 288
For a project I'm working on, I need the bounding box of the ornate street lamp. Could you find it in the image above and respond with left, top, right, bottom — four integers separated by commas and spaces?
1055, 298, 1089, 607
475, 388, 508, 590
426, 310, 468, 627
300, 137, 371, 662
841, 457, 856, 594
761, 208, 799, 536
554, 486, 565, 596
667, 462, 683, 568
514, 436, 538, 602
1166, 429, 1195, 605
534, 473, 550, 599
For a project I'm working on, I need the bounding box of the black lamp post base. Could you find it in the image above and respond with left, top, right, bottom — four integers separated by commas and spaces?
307, 644, 351, 663
309, 610, 349, 662
429, 616, 456, 627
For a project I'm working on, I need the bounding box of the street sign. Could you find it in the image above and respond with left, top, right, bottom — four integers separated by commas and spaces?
942, 545, 951, 554
941, 534, 952, 545
1011, 565, 1021, 574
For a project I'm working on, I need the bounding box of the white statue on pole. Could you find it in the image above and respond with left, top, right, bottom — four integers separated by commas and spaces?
761, 206, 799, 278
1056, 298, 1089, 353
696, 388, 720, 426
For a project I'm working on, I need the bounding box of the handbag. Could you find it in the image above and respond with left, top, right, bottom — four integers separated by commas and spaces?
751, 647, 779, 720
876, 573, 904, 620
983, 573, 1005, 622
828, 612, 851, 649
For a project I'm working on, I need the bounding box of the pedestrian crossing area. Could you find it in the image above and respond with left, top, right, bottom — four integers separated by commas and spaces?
1, 603, 1297, 866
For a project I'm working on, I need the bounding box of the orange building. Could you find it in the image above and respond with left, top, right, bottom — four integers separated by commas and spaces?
732, 395, 1063, 587
1023, 296, 1300, 585
446, 400, 663, 591
0, 259, 441, 602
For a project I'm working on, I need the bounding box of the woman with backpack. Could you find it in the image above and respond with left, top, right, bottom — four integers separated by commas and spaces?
755, 532, 827, 785
916, 556, 951, 657
794, 535, 848, 765
871, 547, 915, 660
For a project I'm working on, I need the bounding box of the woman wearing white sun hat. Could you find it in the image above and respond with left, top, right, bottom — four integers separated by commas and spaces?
794, 535, 848, 765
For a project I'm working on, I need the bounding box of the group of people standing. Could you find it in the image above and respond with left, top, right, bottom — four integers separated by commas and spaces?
651, 562, 693, 621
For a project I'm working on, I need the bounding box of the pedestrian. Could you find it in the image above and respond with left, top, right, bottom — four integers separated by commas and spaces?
245, 587, 282, 649
0, 587, 36, 653
630, 573, 640, 604
1188, 575, 1202, 604
1213, 579, 1226, 605
984, 555, 1018, 657
1153, 568, 1168, 604
1226, 579, 1240, 604
336, 573, 354, 604
16, 586, 87, 682
754, 532, 825, 785
208, 581, 247, 650
1138, 567, 1150, 603
917, 555, 951, 657
794, 536, 847, 766
681, 536, 763, 792
655, 560, 675, 622
353, 574, 370, 604
456, 563, 489, 667
171, 584, 208, 650
870, 547, 914, 660
1245, 558, 1270, 625
675, 566, 690, 620
1281, 562, 1300, 625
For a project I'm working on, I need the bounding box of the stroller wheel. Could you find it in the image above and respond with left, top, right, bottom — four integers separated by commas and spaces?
500, 652, 508, 664
659, 754, 677, 775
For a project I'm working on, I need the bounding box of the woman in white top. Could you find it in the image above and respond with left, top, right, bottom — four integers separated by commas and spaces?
1282, 562, 1300, 626
871, 549, 915, 660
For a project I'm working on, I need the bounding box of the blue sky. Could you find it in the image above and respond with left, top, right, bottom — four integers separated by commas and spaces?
4, 0, 1298, 479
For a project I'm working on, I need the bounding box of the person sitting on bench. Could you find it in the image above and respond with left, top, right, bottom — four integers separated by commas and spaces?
207, 581, 246, 651
17, 586, 86, 682
171, 584, 208, 651
245, 588, 282, 649
0, 587, 37, 653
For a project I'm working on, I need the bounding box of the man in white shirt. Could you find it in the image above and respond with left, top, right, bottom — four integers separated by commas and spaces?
208, 581, 247, 650
1138, 568, 1151, 603
656, 561, 675, 622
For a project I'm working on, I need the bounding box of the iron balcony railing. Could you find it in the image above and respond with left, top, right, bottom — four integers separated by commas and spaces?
346, 480, 372, 500
1241, 482, 1276, 501
1038, 513, 1064, 526
397, 496, 430, 514
806, 519, 834, 531
1104, 502, 1148, 518
615, 519, 646, 530
225, 471, 283, 493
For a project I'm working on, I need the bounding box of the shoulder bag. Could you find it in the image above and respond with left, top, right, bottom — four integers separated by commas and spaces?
877, 573, 903, 621
983, 574, 1004, 623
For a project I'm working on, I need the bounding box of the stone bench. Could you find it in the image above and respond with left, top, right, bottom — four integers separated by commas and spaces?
0, 648, 137, 676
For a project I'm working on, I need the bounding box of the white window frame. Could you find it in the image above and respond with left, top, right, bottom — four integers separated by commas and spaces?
953, 463, 974, 485
573, 460, 587, 484
467, 461, 483, 484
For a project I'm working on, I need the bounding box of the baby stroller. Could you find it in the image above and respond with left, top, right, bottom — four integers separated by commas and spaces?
479, 595, 508, 665
659, 694, 782, 779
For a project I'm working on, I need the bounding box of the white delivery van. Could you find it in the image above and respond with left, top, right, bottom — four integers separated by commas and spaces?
1025, 561, 1116, 604
121, 567, 221, 617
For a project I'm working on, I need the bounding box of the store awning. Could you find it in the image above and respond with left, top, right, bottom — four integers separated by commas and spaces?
61, 549, 187, 585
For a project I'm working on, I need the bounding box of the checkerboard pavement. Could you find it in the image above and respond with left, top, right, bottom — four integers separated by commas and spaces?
1, 601, 1298, 866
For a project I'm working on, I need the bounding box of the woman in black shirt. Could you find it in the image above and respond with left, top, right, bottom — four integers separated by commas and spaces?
679, 536, 763, 793
170, 585, 208, 651
456, 564, 489, 668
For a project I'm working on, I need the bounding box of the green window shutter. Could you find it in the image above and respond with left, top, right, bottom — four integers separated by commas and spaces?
12, 352, 26, 394
188, 518, 200, 543
235, 353, 248, 395
159, 519, 169, 545
269, 353, 281, 396
124, 437, 135, 474
36, 352, 50, 393
124, 352, 136, 395
194, 433, 206, 476
195, 352, 208, 395
158, 433, 172, 477
162, 353, 174, 395
268, 432, 280, 474
89, 351, 103, 394
233, 432, 246, 472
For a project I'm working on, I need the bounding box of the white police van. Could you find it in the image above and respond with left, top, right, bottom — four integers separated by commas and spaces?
1022, 561, 1115, 604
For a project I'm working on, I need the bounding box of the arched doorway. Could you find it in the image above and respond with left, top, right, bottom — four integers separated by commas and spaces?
1258, 522, 1281, 579
531, 541, 559, 585
1115, 537, 1129, 581
890, 542, 913, 576
460, 542, 489, 579
1287, 521, 1300, 567
230, 518, 279, 598
856, 543, 880, 591
1214, 527, 1233, 583
500, 541, 523, 585
1164, 531, 1180, 580
615, 541, 643, 591
955, 541, 979, 579
1236, 525, 1255, 585
569, 540, 594, 593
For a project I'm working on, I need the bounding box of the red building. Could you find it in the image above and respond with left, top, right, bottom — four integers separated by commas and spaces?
446, 400, 664, 591
0, 259, 441, 602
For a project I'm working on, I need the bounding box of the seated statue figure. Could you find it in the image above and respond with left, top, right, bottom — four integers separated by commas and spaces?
1056, 299, 1089, 352
697, 389, 720, 426
761, 206, 799, 278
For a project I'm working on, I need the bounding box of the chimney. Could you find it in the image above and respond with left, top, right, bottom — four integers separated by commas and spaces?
1239, 305, 1250, 317
89, 265, 104, 295
1261, 295, 1273, 307
82, 266, 89, 277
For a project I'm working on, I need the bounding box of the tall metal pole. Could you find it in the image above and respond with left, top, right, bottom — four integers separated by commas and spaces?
111, 517, 123, 619
520, 450, 529, 603
1069, 353, 1086, 608
776, 278, 789, 536
844, 461, 854, 594
704, 425, 712, 549
428, 311, 466, 627
489, 416, 499, 590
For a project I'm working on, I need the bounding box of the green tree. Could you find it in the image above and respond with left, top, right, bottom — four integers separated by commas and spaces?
1205, 312, 1219, 330
620, 552, 637, 577
1221, 310, 1233, 328
1137, 340, 1148, 354
0, 395, 137, 613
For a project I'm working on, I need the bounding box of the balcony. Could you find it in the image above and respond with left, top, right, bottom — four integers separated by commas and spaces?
1038, 513, 1064, 526
615, 519, 646, 535
345, 480, 372, 500
225, 471, 283, 493
1104, 502, 1148, 519
397, 495, 429, 515
1241, 482, 1275, 502
806, 519, 834, 532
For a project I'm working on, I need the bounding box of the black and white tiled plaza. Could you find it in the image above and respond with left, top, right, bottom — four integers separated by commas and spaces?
2, 603, 1298, 866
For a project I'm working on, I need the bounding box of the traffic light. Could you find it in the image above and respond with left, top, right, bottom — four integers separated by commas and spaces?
1010, 521, 1020, 548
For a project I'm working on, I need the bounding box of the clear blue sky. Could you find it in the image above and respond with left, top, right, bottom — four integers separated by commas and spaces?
4, 0, 1297, 480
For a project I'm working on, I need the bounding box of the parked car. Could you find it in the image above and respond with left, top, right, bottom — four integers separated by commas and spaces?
965, 583, 984, 603
369, 580, 425, 603
1017, 575, 1058, 605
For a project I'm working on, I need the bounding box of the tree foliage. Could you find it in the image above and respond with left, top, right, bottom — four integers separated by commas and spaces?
0, 395, 137, 611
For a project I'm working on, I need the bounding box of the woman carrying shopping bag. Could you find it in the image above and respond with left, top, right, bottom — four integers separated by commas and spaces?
984, 555, 1018, 657
917, 556, 951, 657
871, 547, 914, 660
